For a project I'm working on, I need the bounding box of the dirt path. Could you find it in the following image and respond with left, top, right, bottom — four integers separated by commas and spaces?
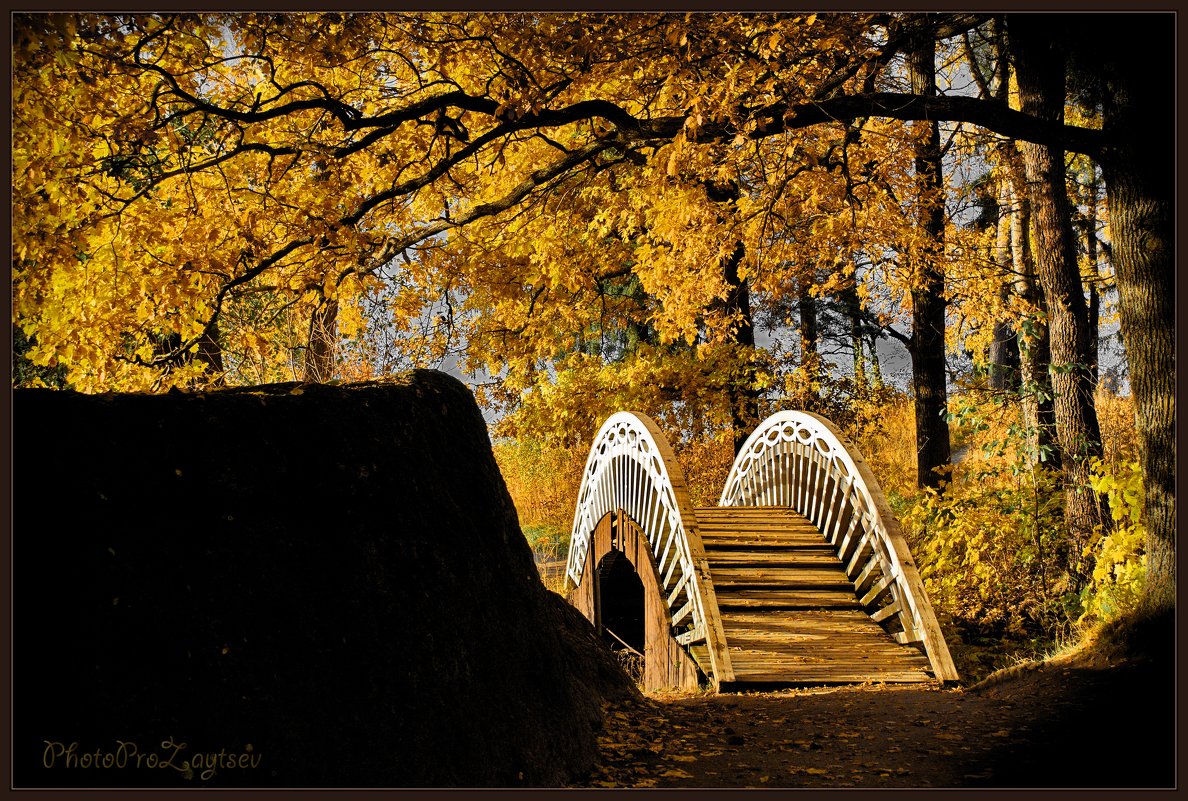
570, 651, 1174, 789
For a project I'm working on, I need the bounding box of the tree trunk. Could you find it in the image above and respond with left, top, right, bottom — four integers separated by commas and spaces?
304, 299, 339, 383
839, 279, 865, 389
987, 293, 1020, 391
978, 16, 1020, 395
195, 320, 225, 386
1007, 168, 1059, 467
1012, 16, 1109, 581
706, 180, 760, 454
992, 19, 1057, 463
906, 35, 951, 491
153, 320, 224, 388
1094, 19, 1175, 612
723, 240, 759, 454
1084, 175, 1100, 390
988, 180, 1020, 391
1086, 281, 1099, 391
866, 330, 884, 391
796, 274, 820, 396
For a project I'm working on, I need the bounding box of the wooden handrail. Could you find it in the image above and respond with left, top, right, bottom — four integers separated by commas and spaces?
720, 410, 959, 682
565, 412, 734, 687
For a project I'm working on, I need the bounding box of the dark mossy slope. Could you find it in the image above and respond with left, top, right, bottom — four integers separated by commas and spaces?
14, 371, 636, 787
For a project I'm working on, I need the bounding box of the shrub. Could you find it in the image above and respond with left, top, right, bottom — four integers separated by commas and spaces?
493, 437, 583, 563
893, 393, 1077, 638
1080, 457, 1146, 623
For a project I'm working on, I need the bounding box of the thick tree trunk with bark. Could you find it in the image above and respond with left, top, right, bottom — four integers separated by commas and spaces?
1092, 19, 1175, 612
906, 35, 951, 491
304, 299, 339, 383
1012, 17, 1109, 578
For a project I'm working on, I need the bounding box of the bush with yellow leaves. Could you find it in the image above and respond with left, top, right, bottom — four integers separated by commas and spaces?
1081, 457, 1146, 623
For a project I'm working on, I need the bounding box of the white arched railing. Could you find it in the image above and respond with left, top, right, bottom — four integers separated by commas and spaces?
720, 411, 958, 682
565, 412, 732, 683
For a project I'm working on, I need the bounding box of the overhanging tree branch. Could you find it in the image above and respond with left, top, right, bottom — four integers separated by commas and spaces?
696, 93, 1104, 159
144, 137, 616, 367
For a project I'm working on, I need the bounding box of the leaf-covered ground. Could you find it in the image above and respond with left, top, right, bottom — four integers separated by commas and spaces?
570, 640, 1173, 789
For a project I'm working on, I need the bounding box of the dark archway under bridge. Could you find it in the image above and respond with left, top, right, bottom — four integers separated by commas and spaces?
571, 510, 704, 691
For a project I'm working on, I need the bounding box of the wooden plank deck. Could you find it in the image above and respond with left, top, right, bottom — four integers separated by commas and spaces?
695, 507, 934, 687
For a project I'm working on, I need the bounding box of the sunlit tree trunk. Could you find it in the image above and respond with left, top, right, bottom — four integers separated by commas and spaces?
963, 17, 1018, 393
978, 23, 1056, 462
906, 34, 951, 491
1007, 174, 1059, 468
988, 181, 1020, 391
304, 299, 339, 383
1086, 279, 1099, 391
1012, 16, 1109, 579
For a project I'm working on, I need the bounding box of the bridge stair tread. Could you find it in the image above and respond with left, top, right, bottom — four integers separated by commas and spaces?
693, 506, 934, 687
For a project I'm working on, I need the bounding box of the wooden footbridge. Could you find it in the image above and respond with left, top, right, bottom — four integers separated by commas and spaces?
564, 411, 958, 692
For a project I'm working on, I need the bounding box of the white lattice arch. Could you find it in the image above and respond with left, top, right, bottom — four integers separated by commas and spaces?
564, 412, 730, 679
720, 410, 958, 681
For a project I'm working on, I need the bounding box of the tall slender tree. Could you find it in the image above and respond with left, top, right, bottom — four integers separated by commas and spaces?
905, 29, 951, 490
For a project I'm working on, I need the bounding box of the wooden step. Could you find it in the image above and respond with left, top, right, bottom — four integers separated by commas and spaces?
709, 566, 854, 590
696, 507, 815, 525
702, 539, 831, 551
722, 670, 933, 687
728, 653, 931, 671
686, 506, 932, 688
699, 528, 825, 539
706, 553, 841, 567
698, 522, 819, 533
720, 609, 896, 634
712, 588, 861, 610
697, 520, 820, 530
697, 509, 815, 518
715, 609, 933, 685
710, 561, 842, 575
698, 527, 830, 549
